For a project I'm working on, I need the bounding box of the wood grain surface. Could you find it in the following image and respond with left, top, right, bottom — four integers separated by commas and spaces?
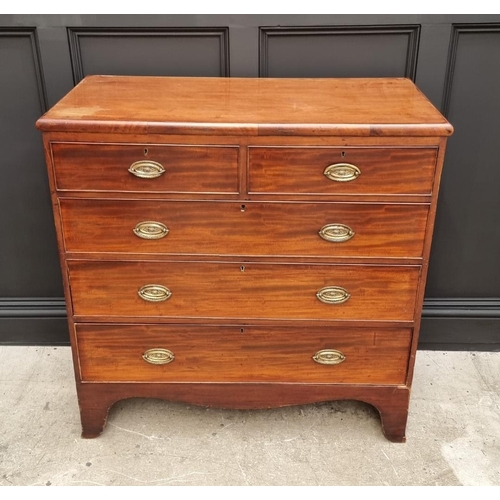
51, 142, 239, 193
76, 382, 411, 442
36, 76, 453, 137
59, 199, 429, 259
249, 147, 437, 196
76, 323, 411, 384
68, 261, 420, 321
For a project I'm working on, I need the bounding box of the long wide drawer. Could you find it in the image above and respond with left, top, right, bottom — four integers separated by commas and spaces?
248, 147, 437, 196
76, 323, 412, 384
60, 199, 429, 259
68, 261, 420, 321
51, 142, 239, 194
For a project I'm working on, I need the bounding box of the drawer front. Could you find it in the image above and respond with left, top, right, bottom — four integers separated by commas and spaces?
76, 323, 411, 384
248, 147, 437, 196
60, 199, 429, 258
51, 142, 239, 193
68, 261, 420, 321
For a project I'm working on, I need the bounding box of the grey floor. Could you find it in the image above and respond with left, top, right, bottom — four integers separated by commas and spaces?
0, 347, 499, 486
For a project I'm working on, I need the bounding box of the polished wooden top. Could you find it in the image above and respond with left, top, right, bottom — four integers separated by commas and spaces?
36, 75, 453, 136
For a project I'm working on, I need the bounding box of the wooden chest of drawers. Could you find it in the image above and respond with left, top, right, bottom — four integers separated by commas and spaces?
37, 76, 453, 442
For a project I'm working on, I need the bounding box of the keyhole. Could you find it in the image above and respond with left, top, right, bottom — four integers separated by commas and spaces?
144, 148, 148, 156
240, 204, 246, 212
240, 328, 244, 334
240, 266, 245, 272
341, 151, 346, 158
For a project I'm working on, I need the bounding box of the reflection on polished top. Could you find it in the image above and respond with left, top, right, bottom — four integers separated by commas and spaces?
36, 75, 453, 136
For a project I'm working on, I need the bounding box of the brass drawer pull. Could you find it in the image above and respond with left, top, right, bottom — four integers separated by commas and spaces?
324, 163, 360, 182
129, 160, 165, 179
319, 223, 355, 243
313, 349, 346, 365
316, 286, 350, 304
143, 348, 175, 365
138, 284, 172, 302
133, 221, 169, 240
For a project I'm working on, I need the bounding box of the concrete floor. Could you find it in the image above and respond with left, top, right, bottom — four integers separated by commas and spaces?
0, 347, 499, 486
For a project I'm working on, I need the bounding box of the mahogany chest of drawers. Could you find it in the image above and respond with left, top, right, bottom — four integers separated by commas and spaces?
37, 76, 453, 442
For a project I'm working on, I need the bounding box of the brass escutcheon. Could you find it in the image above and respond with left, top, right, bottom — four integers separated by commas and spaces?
133, 221, 169, 240
324, 163, 361, 182
138, 284, 172, 302
319, 223, 355, 243
142, 348, 175, 365
129, 160, 165, 179
316, 286, 350, 304
313, 349, 346, 365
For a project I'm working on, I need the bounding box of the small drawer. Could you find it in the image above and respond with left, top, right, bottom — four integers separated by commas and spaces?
68, 261, 420, 322
60, 199, 429, 259
248, 147, 437, 196
76, 323, 412, 384
51, 142, 239, 194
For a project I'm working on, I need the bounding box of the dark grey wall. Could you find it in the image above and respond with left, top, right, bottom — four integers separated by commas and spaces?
1, 15, 499, 349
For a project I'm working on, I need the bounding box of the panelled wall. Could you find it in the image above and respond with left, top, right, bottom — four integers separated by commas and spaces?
0, 15, 499, 349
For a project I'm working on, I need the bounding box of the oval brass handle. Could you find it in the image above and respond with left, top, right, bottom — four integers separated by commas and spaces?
133, 221, 169, 240
313, 349, 346, 365
319, 223, 355, 243
316, 286, 350, 304
143, 348, 175, 365
324, 163, 360, 182
129, 160, 165, 179
138, 284, 172, 302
